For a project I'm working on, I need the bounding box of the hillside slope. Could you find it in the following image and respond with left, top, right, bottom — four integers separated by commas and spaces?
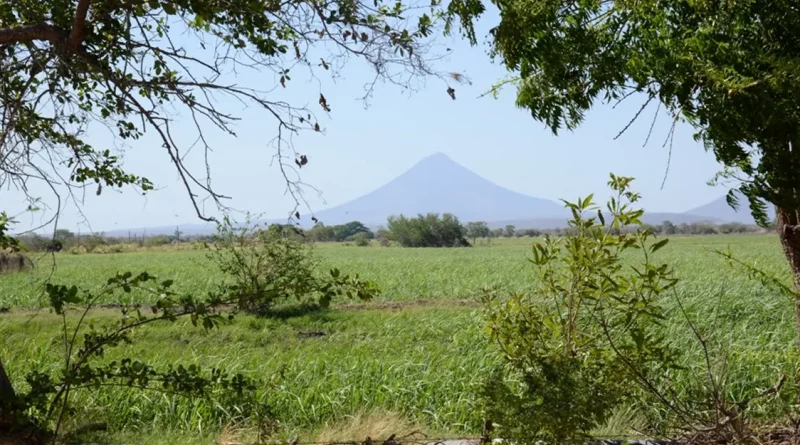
308, 153, 566, 226
684, 192, 776, 224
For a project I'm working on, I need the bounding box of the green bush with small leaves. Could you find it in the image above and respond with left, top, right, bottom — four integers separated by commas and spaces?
208, 217, 379, 312
481, 175, 680, 444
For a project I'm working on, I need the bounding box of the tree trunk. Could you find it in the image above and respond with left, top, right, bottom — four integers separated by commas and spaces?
0, 357, 15, 403
0, 356, 17, 431
776, 207, 800, 347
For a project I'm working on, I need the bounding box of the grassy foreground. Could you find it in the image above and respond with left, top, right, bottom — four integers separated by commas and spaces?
1, 234, 799, 443
1, 303, 490, 443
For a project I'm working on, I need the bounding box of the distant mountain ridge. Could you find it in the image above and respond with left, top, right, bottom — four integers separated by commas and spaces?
683, 191, 776, 224
104, 153, 768, 236
305, 152, 567, 226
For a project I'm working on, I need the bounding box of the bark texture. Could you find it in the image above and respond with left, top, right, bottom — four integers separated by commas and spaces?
776, 207, 800, 347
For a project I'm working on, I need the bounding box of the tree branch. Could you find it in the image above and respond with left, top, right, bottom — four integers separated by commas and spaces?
0, 24, 66, 46
69, 0, 93, 50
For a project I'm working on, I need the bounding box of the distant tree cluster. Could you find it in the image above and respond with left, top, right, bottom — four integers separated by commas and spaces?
14, 219, 766, 254
460, 220, 765, 241
17, 226, 198, 252
385, 213, 470, 247
515, 229, 542, 237
304, 221, 374, 243
650, 221, 765, 236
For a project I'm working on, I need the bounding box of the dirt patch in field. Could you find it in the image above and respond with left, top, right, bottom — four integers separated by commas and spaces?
1, 299, 478, 315
336, 299, 478, 311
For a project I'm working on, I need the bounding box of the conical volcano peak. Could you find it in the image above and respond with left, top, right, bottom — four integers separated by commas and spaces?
409, 152, 461, 170
308, 153, 567, 225
400, 152, 480, 182
419, 152, 454, 163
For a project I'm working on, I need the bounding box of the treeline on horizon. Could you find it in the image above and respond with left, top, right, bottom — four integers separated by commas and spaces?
13, 215, 771, 253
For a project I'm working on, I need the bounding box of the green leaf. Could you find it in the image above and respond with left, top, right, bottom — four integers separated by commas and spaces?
650, 239, 669, 253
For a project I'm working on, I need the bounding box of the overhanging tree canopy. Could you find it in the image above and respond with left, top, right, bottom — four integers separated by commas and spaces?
0, 0, 465, 422
0, 0, 464, 226
453, 0, 800, 337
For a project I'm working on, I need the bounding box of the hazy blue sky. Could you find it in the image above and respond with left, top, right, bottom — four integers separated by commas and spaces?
6, 14, 726, 233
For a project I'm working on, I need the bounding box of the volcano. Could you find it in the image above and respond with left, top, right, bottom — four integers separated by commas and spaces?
307, 153, 566, 226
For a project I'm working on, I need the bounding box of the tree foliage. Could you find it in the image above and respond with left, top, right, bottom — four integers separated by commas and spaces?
306, 221, 373, 242
385, 213, 469, 247
453, 0, 799, 225
450, 0, 800, 341
465, 221, 490, 243
482, 175, 680, 443
0, 0, 461, 224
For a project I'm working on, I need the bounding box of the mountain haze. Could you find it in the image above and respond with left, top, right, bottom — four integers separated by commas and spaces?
103, 154, 772, 236
308, 153, 567, 226
684, 191, 776, 224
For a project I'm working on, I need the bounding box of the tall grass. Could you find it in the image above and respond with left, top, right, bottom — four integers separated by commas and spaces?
0, 234, 796, 442
0, 235, 788, 308
1, 306, 493, 440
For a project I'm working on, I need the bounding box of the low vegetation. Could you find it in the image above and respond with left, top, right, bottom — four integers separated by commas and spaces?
482, 176, 767, 443
208, 217, 379, 312
0, 181, 795, 444
0, 252, 31, 275
0, 225, 795, 443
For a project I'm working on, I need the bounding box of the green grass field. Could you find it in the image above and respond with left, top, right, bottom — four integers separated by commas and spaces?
1, 234, 798, 443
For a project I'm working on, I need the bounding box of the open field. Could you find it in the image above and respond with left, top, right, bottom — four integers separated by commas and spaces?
2, 234, 799, 443
0, 235, 789, 308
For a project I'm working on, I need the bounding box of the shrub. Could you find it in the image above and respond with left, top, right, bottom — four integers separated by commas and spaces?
515, 228, 541, 238
208, 217, 379, 312
385, 213, 469, 247
68, 246, 87, 255
481, 175, 680, 444
0, 252, 32, 274
335, 221, 373, 241
91, 245, 108, 254
80, 234, 107, 252
352, 232, 371, 247
45, 239, 63, 253
18, 234, 49, 252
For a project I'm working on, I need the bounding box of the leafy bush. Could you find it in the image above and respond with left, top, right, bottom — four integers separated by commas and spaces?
208, 217, 379, 312
481, 175, 680, 444
45, 239, 63, 252
18, 234, 49, 252
385, 213, 469, 247
336, 221, 373, 241
0, 252, 32, 274
68, 246, 87, 255
352, 232, 371, 247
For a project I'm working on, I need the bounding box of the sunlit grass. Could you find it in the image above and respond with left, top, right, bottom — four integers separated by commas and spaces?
0, 234, 788, 308
0, 233, 797, 442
